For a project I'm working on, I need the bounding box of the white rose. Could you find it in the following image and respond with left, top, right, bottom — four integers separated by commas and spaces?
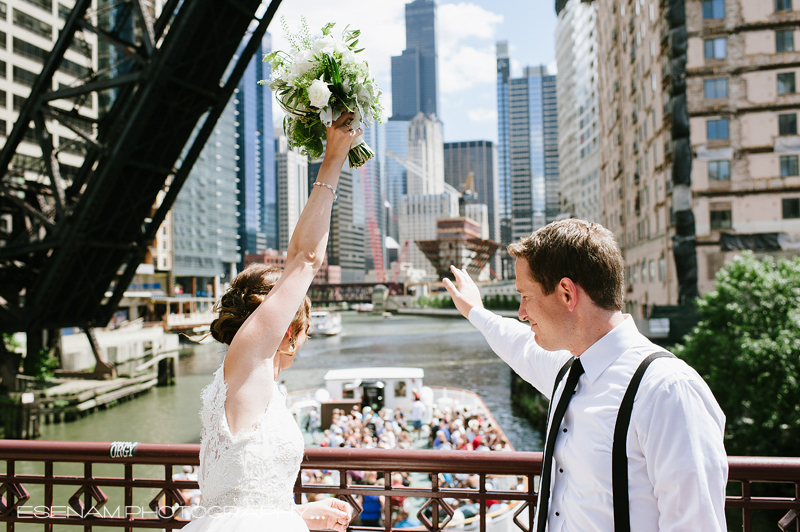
308, 78, 332, 109
341, 49, 357, 65
313, 36, 336, 55
290, 49, 315, 79
334, 40, 350, 55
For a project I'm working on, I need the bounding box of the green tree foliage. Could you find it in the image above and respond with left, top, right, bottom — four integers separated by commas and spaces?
674, 252, 800, 457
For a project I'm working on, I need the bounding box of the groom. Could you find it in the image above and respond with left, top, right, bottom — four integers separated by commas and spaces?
443, 219, 728, 532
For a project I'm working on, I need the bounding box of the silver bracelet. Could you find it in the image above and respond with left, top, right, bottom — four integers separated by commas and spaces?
313, 181, 337, 201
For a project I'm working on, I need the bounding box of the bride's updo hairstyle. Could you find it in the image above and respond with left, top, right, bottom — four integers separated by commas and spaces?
210, 263, 312, 347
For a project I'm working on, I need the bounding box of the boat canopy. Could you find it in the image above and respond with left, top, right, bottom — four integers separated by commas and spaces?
324, 367, 424, 381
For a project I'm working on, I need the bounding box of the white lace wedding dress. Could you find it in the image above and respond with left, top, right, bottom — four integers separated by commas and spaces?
181, 363, 309, 531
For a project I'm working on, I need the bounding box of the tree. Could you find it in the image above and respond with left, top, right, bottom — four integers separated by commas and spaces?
674, 252, 800, 457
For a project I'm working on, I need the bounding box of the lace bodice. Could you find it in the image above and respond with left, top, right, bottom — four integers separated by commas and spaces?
198, 363, 305, 513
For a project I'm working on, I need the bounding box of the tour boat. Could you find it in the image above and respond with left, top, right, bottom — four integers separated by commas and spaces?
286, 367, 523, 530
309, 310, 343, 336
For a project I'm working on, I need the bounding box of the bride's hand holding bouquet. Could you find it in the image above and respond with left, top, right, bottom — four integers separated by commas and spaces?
261, 18, 383, 168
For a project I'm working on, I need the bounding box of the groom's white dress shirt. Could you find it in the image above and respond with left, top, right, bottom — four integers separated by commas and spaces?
468, 307, 728, 532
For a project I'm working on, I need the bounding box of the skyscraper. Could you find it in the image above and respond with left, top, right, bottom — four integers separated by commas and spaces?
172, 93, 240, 295
502, 64, 560, 242
407, 112, 445, 196
308, 160, 366, 283
275, 133, 308, 252
556, 0, 601, 223
236, 33, 277, 262
360, 123, 387, 273
496, 42, 512, 244
384, 120, 410, 240
391, 0, 439, 121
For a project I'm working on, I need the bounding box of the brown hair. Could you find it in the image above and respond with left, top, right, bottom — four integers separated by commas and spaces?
507, 219, 624, 311
210, 263, 312, 347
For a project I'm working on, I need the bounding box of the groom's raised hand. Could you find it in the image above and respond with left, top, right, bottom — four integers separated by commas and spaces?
442, 265, 483, 319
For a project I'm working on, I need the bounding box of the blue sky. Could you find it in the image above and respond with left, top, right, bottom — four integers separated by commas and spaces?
266, 0, 558, 143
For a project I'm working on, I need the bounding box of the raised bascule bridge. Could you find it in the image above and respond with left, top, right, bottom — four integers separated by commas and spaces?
0, 1, 797, 531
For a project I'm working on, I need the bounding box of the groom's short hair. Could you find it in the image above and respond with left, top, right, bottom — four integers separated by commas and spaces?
507, 219, 624, 311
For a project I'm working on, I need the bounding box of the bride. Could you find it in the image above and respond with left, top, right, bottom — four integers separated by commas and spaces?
182, 113, 359, 532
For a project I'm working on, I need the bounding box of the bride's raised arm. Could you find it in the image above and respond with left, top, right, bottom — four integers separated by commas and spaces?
220, 112, 361, 436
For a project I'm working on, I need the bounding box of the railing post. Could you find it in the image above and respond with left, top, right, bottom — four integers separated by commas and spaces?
479, 473, 486, 532
44, 462, 53, 532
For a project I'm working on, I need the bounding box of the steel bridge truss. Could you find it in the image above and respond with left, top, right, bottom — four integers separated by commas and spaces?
0, 0, 283, 334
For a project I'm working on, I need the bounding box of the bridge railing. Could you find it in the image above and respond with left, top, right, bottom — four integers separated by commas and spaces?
0, 441, 797, 531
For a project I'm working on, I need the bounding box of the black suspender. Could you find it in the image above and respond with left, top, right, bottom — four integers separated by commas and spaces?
546, 351, 675, 531
612, 351, 675, 532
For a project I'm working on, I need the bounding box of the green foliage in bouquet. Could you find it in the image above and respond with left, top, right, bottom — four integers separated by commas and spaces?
260, 18, 383, 167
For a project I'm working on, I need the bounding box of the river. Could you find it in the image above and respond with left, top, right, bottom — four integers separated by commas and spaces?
40, 312, 543, 451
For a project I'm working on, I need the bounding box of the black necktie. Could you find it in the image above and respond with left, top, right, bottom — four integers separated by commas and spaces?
536, 358, 585, 532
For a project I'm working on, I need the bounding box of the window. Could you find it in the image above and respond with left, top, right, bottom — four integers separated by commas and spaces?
710, 205, 732, 230
775, 0, 792, 11
658, 257, 666, 282
707, 118, 729, 140
12, 66, 36, 87
704, 78, 728, 99
784, 198, 800, 218
0, 90, 5, 108
20, 0, 52, 13
704, 37, 726, 59
12, 9, 53, 39
777, 30, 795, 52
702, 0, 724, 19
779, 113, 798, 135
641, 262, 647, 283
778, 72, 797, 94
0, 1, 5, 20
0, 119, 5, 136
781, 155, 799, 177
0, 30, 5, 50
13, 37, 48, 64
708, 160, 731, 180
0, 60, 5, 79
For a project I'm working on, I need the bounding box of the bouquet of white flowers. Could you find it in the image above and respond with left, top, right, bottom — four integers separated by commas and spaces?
261, 19, 384, 168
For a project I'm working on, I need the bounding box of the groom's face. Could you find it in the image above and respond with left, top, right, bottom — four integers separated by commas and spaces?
515, 258, 564, 351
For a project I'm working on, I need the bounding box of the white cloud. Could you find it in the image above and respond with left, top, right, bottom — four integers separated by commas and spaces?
466, 107, 497, 123
438, 3, 504, 95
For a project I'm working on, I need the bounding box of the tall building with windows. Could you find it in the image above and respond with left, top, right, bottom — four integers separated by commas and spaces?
0, 0, 98, 189
406, 112, 444, 195
275, 133, 308, 252
502, 64, 559, 242
308, 159, 366, 283
595, 0, 800, 321
384, 120, 410, 241
172, 95, 240, 296
443, 140, 500, 246
236, 33, 276, 263
555, 0, 602, 223
495, 42, 513, 246
391, 0, 439, 121
360, 123, 387, 273
399, 190, 459, 276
